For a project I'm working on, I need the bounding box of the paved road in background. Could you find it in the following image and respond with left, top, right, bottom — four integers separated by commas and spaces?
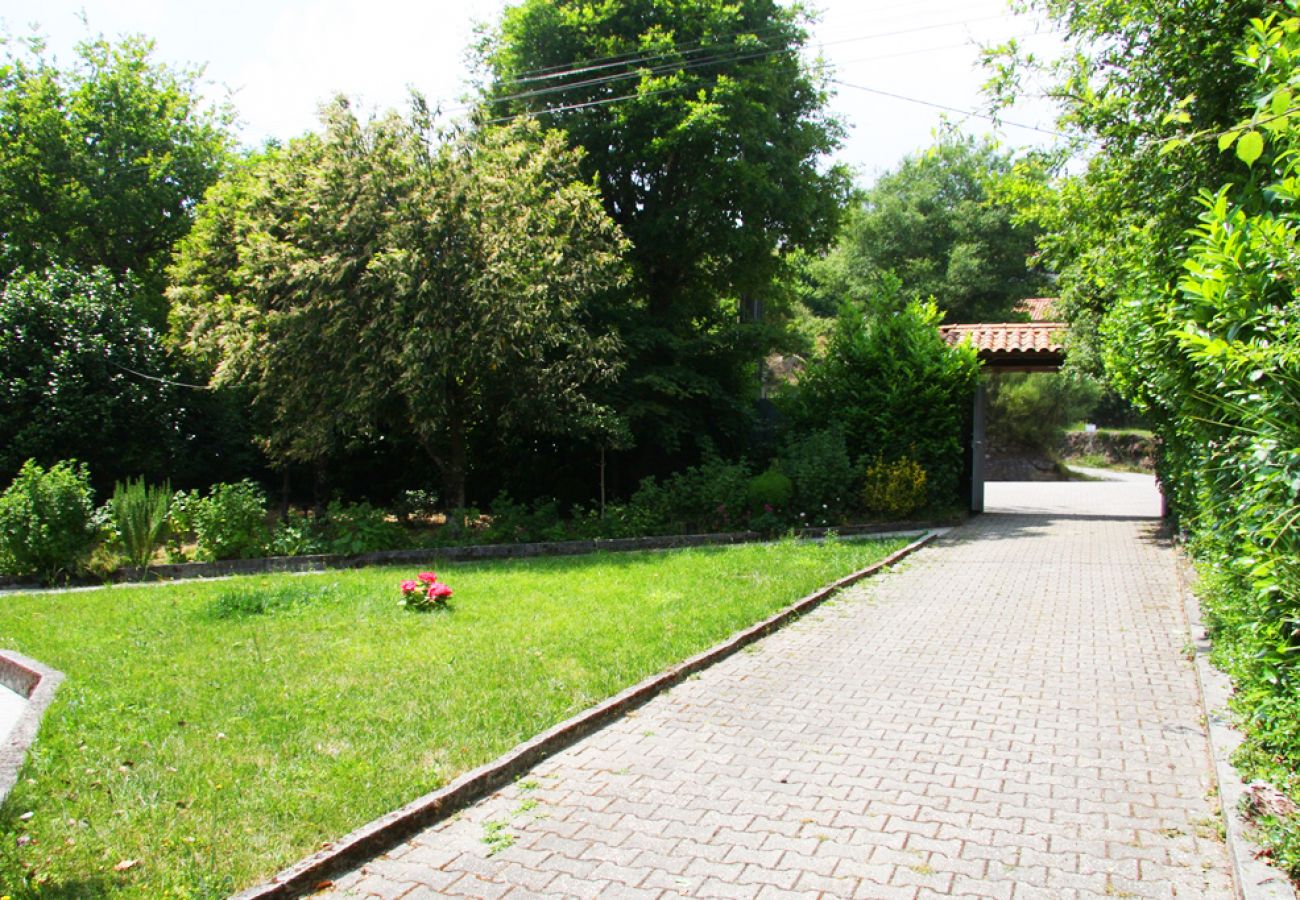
322, 474, 1233, 898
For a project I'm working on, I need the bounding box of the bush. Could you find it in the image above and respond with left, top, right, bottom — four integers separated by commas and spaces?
780, 428, 854, 524
189, 480, 269, 561
783, 281, 980, 507
625, 458, 751, 535
318, 501, 407, 555
484, 492, 566, 544
860, 456, 928, 519
109, 477, 171, 569
267, 509, 324, 557
0, 459, 97, 582
746, 467, 793, 512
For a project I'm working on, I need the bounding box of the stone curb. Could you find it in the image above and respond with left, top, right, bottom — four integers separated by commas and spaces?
0, 650, 64, 804
1177, 557, 1297, 900
0, 519, 958, 594
230, 530, 939, 899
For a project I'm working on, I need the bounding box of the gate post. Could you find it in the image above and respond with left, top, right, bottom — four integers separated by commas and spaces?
971, 380, 987, 513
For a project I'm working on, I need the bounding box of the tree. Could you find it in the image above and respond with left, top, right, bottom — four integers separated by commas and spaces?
813, 134, 1051, 323
0, 31, 232, 322
0, 266, 183, 488
987, 0, 1270, 359
170, 100, 627, 507
478, 0, 849, 461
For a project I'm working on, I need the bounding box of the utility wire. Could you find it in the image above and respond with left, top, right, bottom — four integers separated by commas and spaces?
105, 357, 213, 390
484, 12, 1017, 100
830, 77, 1081, 141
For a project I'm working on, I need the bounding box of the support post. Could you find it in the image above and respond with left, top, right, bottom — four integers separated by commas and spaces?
971, 380, 987, 513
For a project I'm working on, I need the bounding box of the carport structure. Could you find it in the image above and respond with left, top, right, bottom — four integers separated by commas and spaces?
940, 307, 1067, 513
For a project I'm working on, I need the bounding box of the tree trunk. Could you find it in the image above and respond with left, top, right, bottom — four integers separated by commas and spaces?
422, 420, 468, 511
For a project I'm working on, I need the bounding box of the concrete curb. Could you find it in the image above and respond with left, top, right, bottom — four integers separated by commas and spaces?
0, 650, 64, 804
1177, 557, 1297, 900
230, 530, 939, 899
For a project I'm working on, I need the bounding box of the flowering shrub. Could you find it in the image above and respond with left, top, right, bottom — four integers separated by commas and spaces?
399, 570, 454, 609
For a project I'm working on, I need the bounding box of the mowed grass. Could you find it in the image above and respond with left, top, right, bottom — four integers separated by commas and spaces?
0, 535, 908, 898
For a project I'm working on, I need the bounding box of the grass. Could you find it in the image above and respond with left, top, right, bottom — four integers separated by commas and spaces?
0, 535, 908, 898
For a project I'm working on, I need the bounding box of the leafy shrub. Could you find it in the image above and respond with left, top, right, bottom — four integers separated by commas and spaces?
485, 492, 566, 544
625, 457, 751, 535
318, 501, 407, 555
780, 428, 854, 523
267, 509, 324, 557
860, 455, 928, 519
746, 467, 793, 512
110, 477, 171, 569
189, 480, 269, 561
783, 282, 980, 507
0, 459, 97, 582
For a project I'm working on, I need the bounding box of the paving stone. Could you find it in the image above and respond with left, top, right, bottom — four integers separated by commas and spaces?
314, 477, 1234, 898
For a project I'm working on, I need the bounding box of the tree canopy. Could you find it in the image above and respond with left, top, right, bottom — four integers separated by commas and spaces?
478, 0, 850, 462
170, 101, 628, 507
812, 134, 1051, 324
0, 32, 233, 323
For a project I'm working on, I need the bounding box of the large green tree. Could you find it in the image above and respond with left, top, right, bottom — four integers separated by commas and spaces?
0, 32, 232, 322
170, 101, 627, 507
813, 134, 1051, 323
478, 0, 849, 462
988, 0, 1269, 358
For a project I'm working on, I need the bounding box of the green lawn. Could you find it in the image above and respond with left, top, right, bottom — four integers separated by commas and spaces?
0, 535, 909, 898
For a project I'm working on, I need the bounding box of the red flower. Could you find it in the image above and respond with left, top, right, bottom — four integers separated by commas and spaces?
417, 571, 438, 584
427, 582, 453, 601
400, 579, 420, 594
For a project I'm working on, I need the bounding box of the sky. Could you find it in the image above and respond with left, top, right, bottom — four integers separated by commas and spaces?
1, 0, 1066, 183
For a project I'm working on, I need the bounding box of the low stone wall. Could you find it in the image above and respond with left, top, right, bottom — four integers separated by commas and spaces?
0, 519, 956, 592
1062, 430, 1156, 469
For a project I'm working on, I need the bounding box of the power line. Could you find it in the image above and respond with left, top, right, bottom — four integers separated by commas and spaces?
829, 78, 1082, 142
481, 12, 1019, 106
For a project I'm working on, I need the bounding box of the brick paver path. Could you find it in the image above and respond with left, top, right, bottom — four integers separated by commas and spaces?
323, 476, 1234, 898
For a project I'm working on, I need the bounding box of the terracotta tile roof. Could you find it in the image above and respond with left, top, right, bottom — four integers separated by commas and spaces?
1017, 297, 1061, 321
939, 322, 1066, 355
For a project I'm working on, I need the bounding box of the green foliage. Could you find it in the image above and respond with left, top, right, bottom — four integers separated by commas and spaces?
318, 501, 408, 555
860, 456, 928, 520
785, 281, 981, 507
170, 104, 626, 507
1043, 4, 1300, 873
746, 467, 794, 512
992, 0, 1271, 368
0, 31, 232, 322
0, 459, 96, 582
207, 581, 339, 620
624, 458, 752, 535
986, 372, 1101, 453
0, 266, 183, 487
110, 477, 171, 569
483, 493, 567, 545
779, 428, 855, 523
187, 480, 268, 561
267, 510, 324, 557
813, 134, 1051, 323
480, 0, 850, 458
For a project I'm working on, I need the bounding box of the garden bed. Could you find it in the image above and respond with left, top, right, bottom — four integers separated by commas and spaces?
0, 535, 909, 896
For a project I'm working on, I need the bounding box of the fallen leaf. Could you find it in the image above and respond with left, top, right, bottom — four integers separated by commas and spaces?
113, 859, 138, 872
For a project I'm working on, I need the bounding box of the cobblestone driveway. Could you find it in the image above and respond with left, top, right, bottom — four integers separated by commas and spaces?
322, 476, 1233, 898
